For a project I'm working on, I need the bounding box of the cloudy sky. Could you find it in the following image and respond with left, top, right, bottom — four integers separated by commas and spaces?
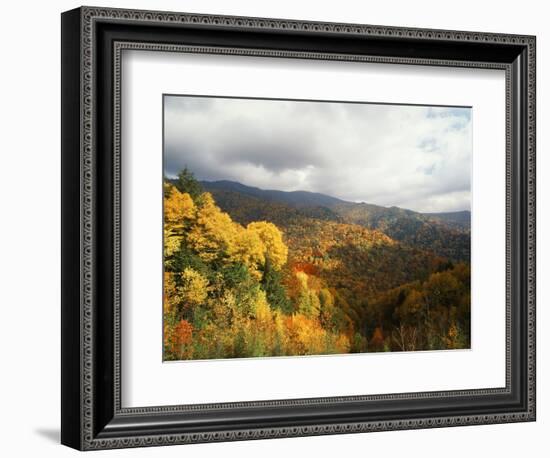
164, 95, 472, 213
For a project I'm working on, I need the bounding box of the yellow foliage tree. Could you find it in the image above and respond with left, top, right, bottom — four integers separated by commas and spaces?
178, 267, 209, 307
318, 288, 335, 328
273, 311, 290, 355
295, 271, 321, 318
253, 290, 272, 322
163, 271, 178, 315
164, 186, 196, 256
186, 193, 237, 261
227, 229, 266, 278
164, 227, 182, 257
247, 221, 288, 270
164, 186, 195, 223
335, 334, 351, 353
288, 314, 327, 355
247, 290, 276, 356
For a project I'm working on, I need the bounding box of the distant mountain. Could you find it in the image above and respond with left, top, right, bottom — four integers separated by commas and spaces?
200, 180, 345, 208
199, 180, 470, 263
423, 211, 471, 230
201, 180, 469, 227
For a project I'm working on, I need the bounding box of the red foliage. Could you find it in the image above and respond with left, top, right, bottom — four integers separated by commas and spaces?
174, 319, 193, 346
292, 262, 318, 276
369, 327, 385, 350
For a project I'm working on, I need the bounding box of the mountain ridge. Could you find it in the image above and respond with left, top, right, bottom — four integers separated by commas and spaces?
197, 179, 471, 263
200, 179, 347, 208
199, 179, 470, 222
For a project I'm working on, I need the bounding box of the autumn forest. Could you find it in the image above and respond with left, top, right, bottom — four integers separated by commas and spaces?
163, 169, 471, 361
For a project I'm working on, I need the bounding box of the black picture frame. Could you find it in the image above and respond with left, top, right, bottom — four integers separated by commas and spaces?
61, 6, 536, 450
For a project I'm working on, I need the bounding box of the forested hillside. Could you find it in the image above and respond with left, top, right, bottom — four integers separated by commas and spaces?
202, 180, 471, 263
163, 170, 471, 360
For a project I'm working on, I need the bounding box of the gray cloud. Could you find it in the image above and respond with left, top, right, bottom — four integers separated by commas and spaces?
164, 95, 472, 213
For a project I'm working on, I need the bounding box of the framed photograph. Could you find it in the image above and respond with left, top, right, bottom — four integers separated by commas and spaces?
61, 6, 536, 450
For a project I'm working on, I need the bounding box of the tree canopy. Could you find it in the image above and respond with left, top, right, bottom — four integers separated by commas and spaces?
163, 170, 471, 360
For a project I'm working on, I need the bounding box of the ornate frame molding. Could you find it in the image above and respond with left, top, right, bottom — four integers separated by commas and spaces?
61, 6, 536, 450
